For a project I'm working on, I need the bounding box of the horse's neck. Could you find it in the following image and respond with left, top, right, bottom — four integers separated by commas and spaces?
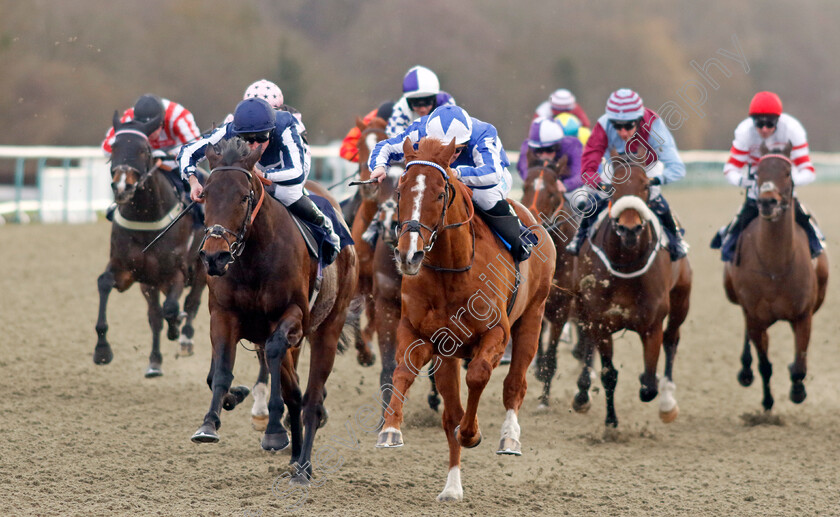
121, 174, 177, 220
755, 206, 796, 267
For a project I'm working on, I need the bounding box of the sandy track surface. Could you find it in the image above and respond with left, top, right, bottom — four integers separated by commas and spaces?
2, 185, 840, 516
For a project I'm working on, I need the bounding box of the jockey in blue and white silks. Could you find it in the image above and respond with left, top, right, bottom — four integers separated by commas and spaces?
178, 97, 341, 263
385, 66, 457, 138
369, 105, 535, 261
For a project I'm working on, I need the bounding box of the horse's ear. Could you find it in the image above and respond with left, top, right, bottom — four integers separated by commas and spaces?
441, 137, 457, 165
355, 116, 366, 131
245, 144, 263, 171
112, 111, 122, 131
759, 142, 769, 156
205, 143, 219, 163
782, 141, 793, 157
402, 137, 416, 161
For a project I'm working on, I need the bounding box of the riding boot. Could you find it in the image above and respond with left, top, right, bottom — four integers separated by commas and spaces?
719, 199, 758, 262
288, 196, 341, 265
480, 200, 537, 262
649, 196, 688, 261
565, 214, 593, 255
794, 199, 826, 258
361, 218, 382, 248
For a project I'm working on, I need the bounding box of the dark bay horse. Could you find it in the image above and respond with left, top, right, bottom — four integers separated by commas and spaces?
376, 138, 555, 501
725, 143, 829, 410
347, 116, 389, 367
573, 152, 692, 427
94, 114, 205, 377
191, 138, 357, 486
520, 158, 580, 408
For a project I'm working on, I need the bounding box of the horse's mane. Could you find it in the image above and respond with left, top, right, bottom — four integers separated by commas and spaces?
214, 137, 252, 167
416, 138, 452, 166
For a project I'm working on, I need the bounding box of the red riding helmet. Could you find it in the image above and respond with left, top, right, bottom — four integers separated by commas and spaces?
748, 91, 783, 116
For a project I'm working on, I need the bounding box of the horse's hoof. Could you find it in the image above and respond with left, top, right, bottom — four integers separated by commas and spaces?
639, 386, 658, 403
535, 402, 549, 412
356, 351, 376, 367
222, 385, 250, 411
454, 425, 482, 449
261, 431, 290, 451
93, 346, 113, 365
496, 437, 522, 456
659, 405, 679, 423
191, 424, 219, 443
290, 472, 311, 486
251, 414, 269, 432
177, 341, 194, 358
790, 383, 807, 404
572, 392, 591, 413
436, 490, 463, 502
376, 427, 403, 448
762, 395, 775, 412
737, 368, 754, 387
144, 366, 163, 378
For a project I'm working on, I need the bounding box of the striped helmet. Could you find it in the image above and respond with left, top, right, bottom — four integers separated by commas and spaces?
605, 89, 644, 121
550, 89, 576, 111
244, 79, 284, 109
402, 66, 441, 99
425, 105, 472, 145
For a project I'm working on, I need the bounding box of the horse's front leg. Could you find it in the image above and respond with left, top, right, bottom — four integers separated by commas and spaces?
140, 284, 164, 377
261, 305, 304, 452
178, 262, 206, 358
458, 324, 508, 449
192, 309, 241, 443
376, 320, 433, 448
161, 270, 186, 342
788, 314, 811, 404
251, 349, 270, 431
94, 265, 133, 365
747, 320, 774, 411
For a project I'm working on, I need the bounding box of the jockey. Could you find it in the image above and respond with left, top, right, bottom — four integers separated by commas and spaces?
178, 98, 341, 263
534, 88, 591, 129
516, 117, 583, 196
565, 89, 688, 261
369, 105, 536, 262
385, 65, 457, 138
339, 101, 396, 163
102, 94, 201, 218
711, 91, 825, 260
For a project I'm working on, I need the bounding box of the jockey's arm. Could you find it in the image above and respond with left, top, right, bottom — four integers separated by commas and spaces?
262, 121, 307, 185
177, 125, 227, 181
648, 119, 685, 185
580, 123, 609, 187
369, 123, 422, 181
454, 133, 507, 188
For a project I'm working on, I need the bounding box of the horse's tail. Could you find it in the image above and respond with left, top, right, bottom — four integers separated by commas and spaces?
337, 295, 364, 354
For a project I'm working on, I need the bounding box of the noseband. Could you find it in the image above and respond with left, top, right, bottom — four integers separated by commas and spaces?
201, 165, 267, 261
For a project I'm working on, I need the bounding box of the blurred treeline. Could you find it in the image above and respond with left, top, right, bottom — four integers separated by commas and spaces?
1, 0, 838, 151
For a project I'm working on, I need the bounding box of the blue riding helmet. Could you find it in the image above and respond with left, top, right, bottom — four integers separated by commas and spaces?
232, 98, 275, 134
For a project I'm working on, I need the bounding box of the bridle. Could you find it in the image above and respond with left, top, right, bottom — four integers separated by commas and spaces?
110, 129, 161, 199
396, 160, 476, 272
756, 153, 793, 213
200, 165, 268, 261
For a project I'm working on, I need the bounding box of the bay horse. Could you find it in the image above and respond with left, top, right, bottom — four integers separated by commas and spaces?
725, 143, 829, 410
347, 115, 390, 367
520, 158, 580, 408
191, 138, 357, 486
572, 151, 691, 427
376, 137, 555, 501
94, 114, 206, 377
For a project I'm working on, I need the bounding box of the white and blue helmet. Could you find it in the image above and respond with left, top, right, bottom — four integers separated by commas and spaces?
402, 65, 441, 99
425, 105, 472, 145
528, 117, 565, 148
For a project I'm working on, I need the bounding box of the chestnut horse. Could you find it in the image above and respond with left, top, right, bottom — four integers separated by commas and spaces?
347, 116, 390, 367
725, 143, 829, 410
376, 138, 555, 501
190, 138, 357, 486
94, 115, 205, 377
572, 152, 691, 427
520, 158, 580, 408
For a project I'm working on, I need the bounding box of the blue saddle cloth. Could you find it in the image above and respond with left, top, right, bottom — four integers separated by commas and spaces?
294, 194, 354, 269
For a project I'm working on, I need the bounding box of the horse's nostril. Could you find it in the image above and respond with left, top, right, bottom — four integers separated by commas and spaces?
410, 251, 424, 265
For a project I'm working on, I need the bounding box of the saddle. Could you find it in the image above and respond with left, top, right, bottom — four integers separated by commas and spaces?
286, 194, 354, 270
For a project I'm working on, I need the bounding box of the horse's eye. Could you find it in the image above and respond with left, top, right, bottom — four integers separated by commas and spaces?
242, 195, 249, 203
437, 192, 444, 200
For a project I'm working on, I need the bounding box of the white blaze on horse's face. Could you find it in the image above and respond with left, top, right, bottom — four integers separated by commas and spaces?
533, 176, 544, 193
115, 172, 127, 194
759, 181, 778, 195
365, 133, 378, 154
408, 173, 426, 257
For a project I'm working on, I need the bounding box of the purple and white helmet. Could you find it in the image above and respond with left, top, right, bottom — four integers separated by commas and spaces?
402, 66, 441, 99
425, 105, 472, 145
244, 79, 284, 109
528, 118, 565, 148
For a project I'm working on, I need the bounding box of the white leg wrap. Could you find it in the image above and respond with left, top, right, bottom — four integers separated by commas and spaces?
437, 466, 463, 502
251, 382, 269, 417
659, 377, 677, 413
